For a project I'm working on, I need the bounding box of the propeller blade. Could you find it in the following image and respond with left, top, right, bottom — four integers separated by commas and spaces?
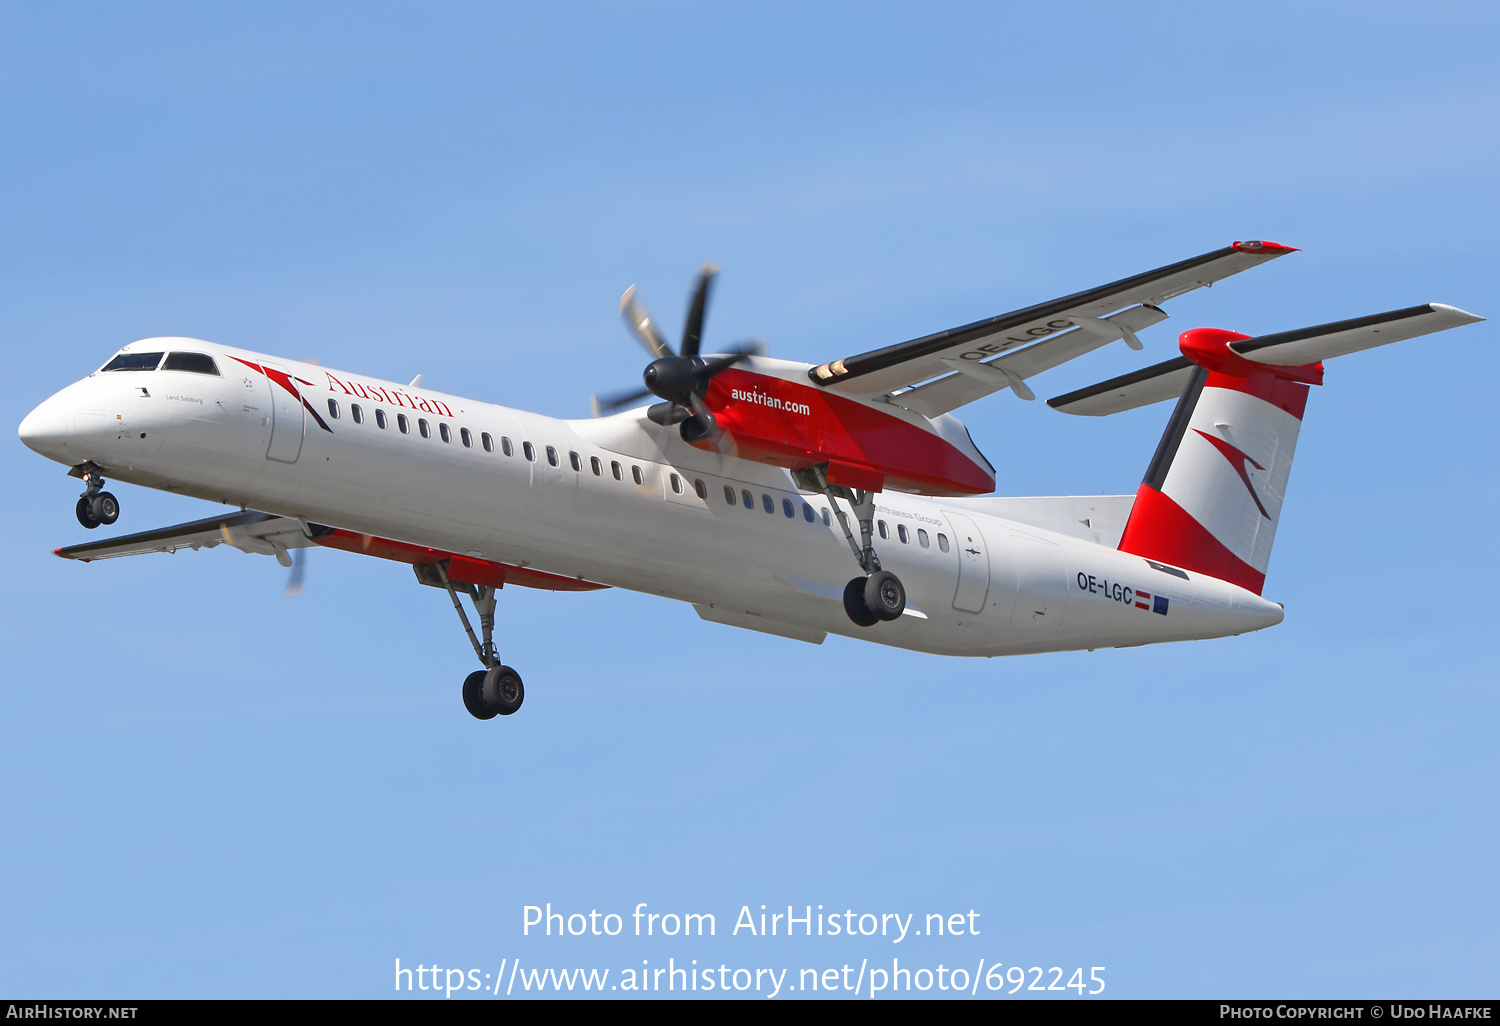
683, 391, 719, 443
679, 263, 719, 358
700, 340, 764, 377
592, 385, 654, 417
619, 286, 674, 360
284, 547, 306, 597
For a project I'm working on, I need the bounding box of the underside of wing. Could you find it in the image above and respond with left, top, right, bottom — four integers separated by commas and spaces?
55, 510, 321, 563
1048, 303, 1485, 417
808, 240, 1296, 412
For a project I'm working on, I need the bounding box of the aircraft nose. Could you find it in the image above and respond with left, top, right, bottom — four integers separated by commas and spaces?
18, 393, 72, 460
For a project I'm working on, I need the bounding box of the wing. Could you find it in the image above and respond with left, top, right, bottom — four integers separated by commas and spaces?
1047, 303, 1485, 417
807, 240, 1296, 415
55, 510, 323, 565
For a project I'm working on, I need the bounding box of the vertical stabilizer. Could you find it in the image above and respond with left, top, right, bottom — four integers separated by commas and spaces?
1117, 328, 1322, 594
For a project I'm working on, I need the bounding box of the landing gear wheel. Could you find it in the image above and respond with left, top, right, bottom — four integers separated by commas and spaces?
843, 577, 879, 627
864, 570, 906, 621
482, 665, 524, 716
91, 491, 119, 526
462, 670, 498, 720
75, 496, 101, 530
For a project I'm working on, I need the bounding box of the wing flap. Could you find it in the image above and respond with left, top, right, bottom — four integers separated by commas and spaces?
889, 304, 1170, 416
809, 241, 1294, 399
55, 510, 317, 563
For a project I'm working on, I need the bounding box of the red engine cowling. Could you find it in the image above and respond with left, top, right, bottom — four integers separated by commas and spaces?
694, 367, 994, 496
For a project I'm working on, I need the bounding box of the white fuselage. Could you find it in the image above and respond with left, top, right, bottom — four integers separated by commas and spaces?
20, 339, 1284, 655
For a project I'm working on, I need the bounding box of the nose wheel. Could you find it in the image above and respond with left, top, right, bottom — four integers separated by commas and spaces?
70, 464, 119, 529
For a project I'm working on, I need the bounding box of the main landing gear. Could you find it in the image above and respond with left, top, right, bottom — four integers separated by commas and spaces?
415, 560, 524, 720
795, 466, 906, 628
70, 463, 118, 529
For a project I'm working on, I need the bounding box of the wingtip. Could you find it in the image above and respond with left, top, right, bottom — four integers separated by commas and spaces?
1233, 239, 1299, 255
1429, 302, 1485, 324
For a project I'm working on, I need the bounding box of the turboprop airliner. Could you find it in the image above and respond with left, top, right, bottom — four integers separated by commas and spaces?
17, 242, 1483, 720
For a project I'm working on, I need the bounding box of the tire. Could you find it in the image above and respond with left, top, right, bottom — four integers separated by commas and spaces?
76, 496, 100, 530
864, 570, 906, 621
93, 491, 119, 525
462, 669, 497, 720
843, 577, 878, 627
482, 665, 524, 716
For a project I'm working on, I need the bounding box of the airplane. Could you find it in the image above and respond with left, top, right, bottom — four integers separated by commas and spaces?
17, 241, 1483, 721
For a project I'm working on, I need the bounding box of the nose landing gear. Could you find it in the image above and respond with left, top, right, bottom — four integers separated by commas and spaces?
70, 463, 118, 529
418, 560, 526, 720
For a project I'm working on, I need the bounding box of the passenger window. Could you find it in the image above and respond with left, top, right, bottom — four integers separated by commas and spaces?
439, 423, 452, 443
822, 509, 831, 526
898, 524, 909, 544
591, 456, 602, 476
611, 461, 622, 481
632, 465, 643, 485
326, 399, 341, 419
102, 352, 164, 372
460, 427, 472, 447
569, 451, 581, 471
878, 520, 889, 540
761, 494, 773, 514
937, 533, 950, 553
162, 352, 219, 375
918, 528, 930, 548
351, 404, 363, 424
546, 446, 559, 467
802, 503, 814, 523
742, 489, 754, 509
375, 409, 387, 429
670, 473, 683, 494
523, 441, 536, 461
397, 414, 410, 434
694, 479, 707, 500
481, 432, 493, 452
724, 485, 736, 505
502, 436, 513, 456
419, 418, 431, 438
782, 498, 795, 518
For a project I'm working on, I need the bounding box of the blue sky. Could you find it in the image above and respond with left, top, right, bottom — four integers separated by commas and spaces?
2, 1, 1496, 999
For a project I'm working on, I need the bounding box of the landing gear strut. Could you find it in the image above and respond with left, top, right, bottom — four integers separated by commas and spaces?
70, 463, 118, 529
418, 560, 524, 720
795, 466, 907, 627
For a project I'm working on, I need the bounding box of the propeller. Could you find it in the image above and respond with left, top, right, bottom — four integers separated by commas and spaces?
284, 546, 307, 597
592, 263, 763, 442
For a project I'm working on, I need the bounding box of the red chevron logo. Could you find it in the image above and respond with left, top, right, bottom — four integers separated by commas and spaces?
1192, 429, 1270, 519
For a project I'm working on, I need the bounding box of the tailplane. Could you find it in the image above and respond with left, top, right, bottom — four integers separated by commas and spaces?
1049, 304, 1483, 593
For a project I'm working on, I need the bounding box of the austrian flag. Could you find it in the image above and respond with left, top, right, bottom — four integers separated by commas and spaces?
1135, 591, 1170, 616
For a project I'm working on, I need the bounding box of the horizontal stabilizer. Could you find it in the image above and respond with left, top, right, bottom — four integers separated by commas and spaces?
1048, 303, 1483, 416
55, 510, 322, 563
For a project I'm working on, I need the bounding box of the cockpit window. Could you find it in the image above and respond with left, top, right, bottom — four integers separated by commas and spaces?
102, 352, 164, 372
161, 352, 220, 375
